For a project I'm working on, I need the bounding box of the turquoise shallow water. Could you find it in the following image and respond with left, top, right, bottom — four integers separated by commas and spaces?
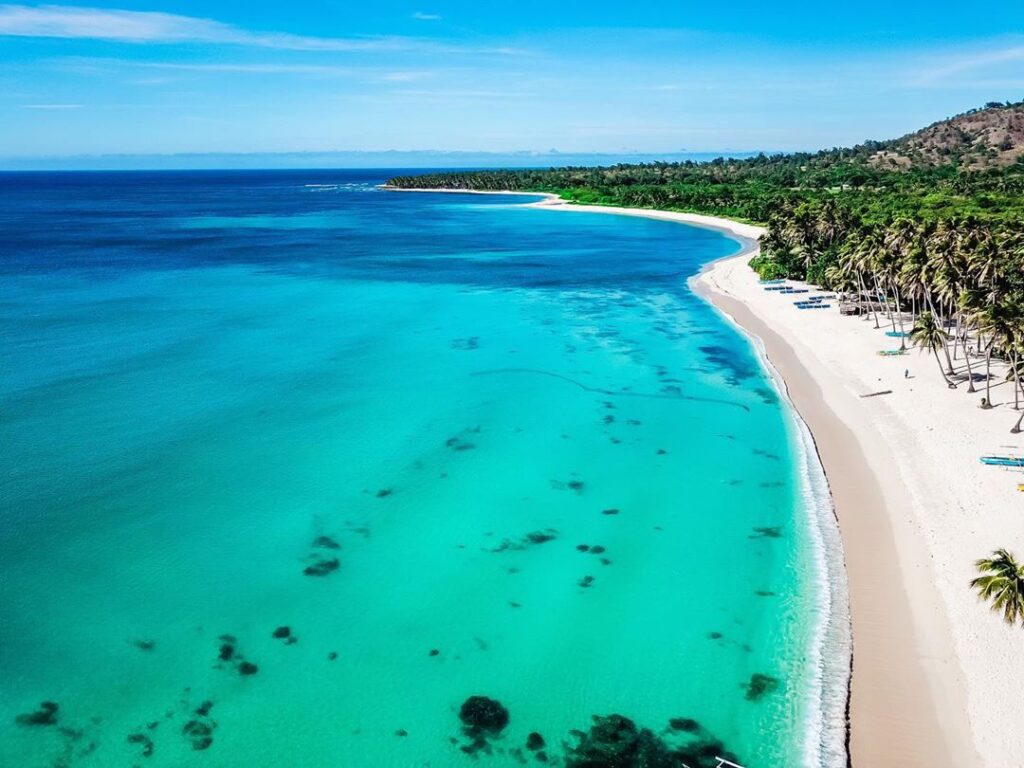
0, 171, 843, 768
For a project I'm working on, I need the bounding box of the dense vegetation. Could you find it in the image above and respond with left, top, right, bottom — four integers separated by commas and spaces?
389, 102, 1024, 425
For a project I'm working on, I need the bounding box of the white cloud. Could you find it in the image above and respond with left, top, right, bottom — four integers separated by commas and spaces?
412, 12, 441, 21
909, 42, 1024, 85
0, 4, 509, 53
0, 4, 397, 48
377, 70, 434, 82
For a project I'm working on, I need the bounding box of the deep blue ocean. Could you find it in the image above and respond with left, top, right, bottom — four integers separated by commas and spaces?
0, 170, 844, 767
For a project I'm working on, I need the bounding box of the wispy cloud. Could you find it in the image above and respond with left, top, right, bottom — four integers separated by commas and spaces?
21, 102, 81, 108
909, 42, 1024, 85
412, 12, 442, 21
0, 4, 394, 49
48, 56, 442, 83
137, 61, 358, 75
0, 4, 511, 53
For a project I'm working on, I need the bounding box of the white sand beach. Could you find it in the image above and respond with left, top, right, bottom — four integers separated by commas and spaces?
694, 249, 1024, 768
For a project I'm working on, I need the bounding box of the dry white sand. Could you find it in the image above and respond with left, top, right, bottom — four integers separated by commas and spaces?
388, 187, 1024, 766
695, 251, 1024, 768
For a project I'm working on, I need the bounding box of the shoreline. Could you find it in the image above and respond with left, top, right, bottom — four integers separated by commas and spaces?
694, 261, 967, 768
696, 249, 1024, 768
386, 187, 1012, 767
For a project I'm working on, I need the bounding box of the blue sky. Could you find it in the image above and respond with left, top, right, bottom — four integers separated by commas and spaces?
2, 1, 1024, 164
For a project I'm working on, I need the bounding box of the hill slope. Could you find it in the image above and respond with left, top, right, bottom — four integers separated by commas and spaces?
870, 101, 1024, 170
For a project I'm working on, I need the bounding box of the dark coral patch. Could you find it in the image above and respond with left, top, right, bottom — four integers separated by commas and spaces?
304, 556, 340, 577
743, 673, 779, 701
491, 529, 557, 552
565, 713, 741, 768
445, 436, 476, 451
182, 720, 214, 751
127, 732, 155, 758
668, 718, 701, 733
459, 696, 509, 739
15, 701, 58, 727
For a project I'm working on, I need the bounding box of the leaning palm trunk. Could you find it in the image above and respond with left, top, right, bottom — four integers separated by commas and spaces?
893, 284, 907, 350
933, 348, 955, 387
925, 294, 956, 375
984, 344, 994, 407
962, 324, 976, 393
1015, 352, 1021, 411
873, 275, 895, 331
952, 311, 962, 360
858, 274, 878, 326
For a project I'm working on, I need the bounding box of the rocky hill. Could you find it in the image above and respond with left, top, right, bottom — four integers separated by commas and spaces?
870, 101, 1024, 170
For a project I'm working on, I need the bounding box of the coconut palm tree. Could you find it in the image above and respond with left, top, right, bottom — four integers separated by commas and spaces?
910, 311, 956, 387
970, 549, 1024, 628
973, 297, 1024, 408
956, 290, 981, 393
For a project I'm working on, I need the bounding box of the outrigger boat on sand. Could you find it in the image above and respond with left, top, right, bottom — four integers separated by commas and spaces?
979, 456, 1024, 467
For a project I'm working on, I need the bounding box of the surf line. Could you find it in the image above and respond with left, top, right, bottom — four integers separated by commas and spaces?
471, 368, 751, 412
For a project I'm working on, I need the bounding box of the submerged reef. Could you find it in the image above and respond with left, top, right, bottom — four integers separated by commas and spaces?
564, 713, 741, 768
458, 695, 510, 754
182, 719, 215, 751
304, 533, 342, 576
743, 673, 780, 701
272, 626, 297, 644
551, 479, 586, 494
446, 426, 481, 452
303, 555, 340, 577
127, 732, 155, 758
490, 529, 558, 553
15, 701, 59, 727
215, 635, 259, 676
